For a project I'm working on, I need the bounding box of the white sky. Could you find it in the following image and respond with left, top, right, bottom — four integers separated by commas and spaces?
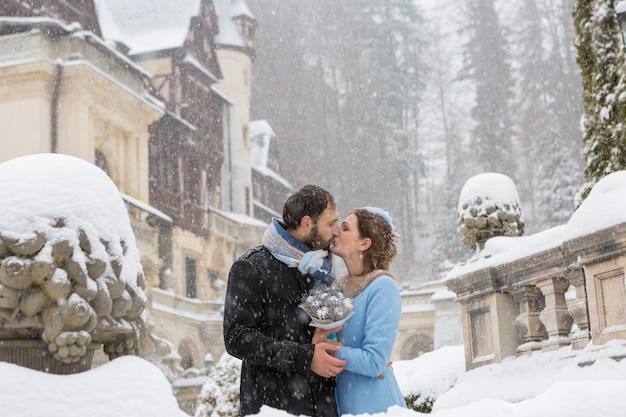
2, 159, 626, 416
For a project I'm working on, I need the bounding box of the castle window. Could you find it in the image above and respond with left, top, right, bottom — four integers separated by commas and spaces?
95, 149, 109, 175
185, 257, 197, 299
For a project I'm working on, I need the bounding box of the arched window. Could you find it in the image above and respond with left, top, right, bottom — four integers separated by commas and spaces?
400, 334, 434, 360
95, 149, 109, 175
178, 341, 194, 370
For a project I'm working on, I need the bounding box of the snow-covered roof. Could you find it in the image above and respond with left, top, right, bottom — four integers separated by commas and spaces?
121, 192, 172, 223
230, 0, 254, 19
253, 165, 293, 190
210, 207, 267, 227
182, 54, 219, 82
95, 0, 252, 55
211, 85, 233, 104
249, 120, 293, 190
249, 119, 274, 169
213, 0, 245, 48
250, 119, 275, 138
95, 0, 201, 55
253, 200, 280, 218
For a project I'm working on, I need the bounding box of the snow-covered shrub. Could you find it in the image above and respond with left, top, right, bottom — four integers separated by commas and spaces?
404, 393, 434, 413
195, 353, 241, 417
395, 345, 465, 414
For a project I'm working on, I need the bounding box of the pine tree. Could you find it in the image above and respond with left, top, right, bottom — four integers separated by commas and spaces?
574, 0, 626, 204
429, 168, 472, 278
248, 0, 337, 189
513, 0, 551, 226
462, 0, 515, 179
250, 0, 427, 277
513, 0, 583, 230
534, 0, 584, 227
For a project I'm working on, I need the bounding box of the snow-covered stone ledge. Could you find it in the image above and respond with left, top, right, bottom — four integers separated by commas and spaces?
445, 171, 626, 370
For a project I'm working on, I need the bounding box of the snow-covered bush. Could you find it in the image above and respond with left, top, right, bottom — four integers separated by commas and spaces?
395, 345, 466, 414
195, 353, 241, 417
404, 393, 434, 413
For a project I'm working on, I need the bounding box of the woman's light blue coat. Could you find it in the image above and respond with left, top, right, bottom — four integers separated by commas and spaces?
335, 275, 406, 416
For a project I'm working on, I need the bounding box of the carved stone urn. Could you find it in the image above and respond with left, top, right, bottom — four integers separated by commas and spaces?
457, 172, 525, 252
0, 153, 146, 374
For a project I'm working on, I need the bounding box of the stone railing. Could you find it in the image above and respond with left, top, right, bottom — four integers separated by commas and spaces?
445, 172, 626, 370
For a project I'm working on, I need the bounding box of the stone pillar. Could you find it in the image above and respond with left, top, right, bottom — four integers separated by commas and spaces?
511, 285, 546, 355
537, 276, 573, 350
565, 267, 591, 350
461, 291, 520, 370
582, 259, 626, 344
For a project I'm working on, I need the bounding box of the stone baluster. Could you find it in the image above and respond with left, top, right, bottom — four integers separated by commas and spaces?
565, 266, 591, 349
511, 285, 547, 355
537, 276, 574, 350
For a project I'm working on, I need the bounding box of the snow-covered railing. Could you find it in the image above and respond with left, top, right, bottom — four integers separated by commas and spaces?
445, 172, 626, 370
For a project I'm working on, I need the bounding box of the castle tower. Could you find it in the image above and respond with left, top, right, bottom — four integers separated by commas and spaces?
213, 0, 257, 215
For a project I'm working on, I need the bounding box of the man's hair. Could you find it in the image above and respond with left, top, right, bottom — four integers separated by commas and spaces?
282, 185, 335, 230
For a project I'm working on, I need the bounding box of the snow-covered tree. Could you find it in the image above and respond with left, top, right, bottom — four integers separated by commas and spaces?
195, 353, 242, 417
429, 178, 471, 278
574, 0, 626, 204
512, 0, 550, 222
248, 0, 586, 284
249, 0, 427, 278
532, 0, 583, 228
513, 0, 583, 230
462, 0, 515, 179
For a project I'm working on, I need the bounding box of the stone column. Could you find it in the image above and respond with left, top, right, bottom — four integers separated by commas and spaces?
537, 276, 573, 350
511, 285, 546, 355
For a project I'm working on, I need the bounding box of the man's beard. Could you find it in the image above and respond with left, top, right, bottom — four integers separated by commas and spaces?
304, 223, 329, 250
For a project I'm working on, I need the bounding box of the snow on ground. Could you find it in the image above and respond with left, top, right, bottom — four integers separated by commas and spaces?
2, 340, 626, 417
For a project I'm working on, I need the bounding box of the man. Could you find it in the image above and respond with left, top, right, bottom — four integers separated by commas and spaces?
224, 185, 347, 416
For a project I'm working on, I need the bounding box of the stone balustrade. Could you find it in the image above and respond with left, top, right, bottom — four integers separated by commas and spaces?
445, 172, 626, 370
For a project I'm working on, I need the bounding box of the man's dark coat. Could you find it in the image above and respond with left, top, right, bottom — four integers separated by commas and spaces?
223, 246, 337, 417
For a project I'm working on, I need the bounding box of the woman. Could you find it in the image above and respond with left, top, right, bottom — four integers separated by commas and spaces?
328, 207, 406, 415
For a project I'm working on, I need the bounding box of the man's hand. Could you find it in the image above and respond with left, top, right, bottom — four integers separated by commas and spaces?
311, 342, 346, 378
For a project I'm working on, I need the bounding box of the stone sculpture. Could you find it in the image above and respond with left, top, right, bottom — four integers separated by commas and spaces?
457, 172, 525, 251
0, 153, 146, 374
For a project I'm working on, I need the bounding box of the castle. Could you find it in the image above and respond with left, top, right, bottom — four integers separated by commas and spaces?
0, 1, 454, 413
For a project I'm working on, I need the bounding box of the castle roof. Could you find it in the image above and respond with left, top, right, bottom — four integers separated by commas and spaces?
95, 0, 251, 55
213, 0, 245, 48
